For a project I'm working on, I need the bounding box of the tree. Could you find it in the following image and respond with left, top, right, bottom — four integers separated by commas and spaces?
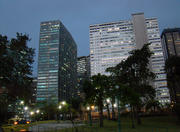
103, 75, 118, 120
68, 97, 83, 132
83, 74, 108, 127
165, 55, 180, 121
106, 43, 156, 127
0, 33, 35, 123
145, 99, 161, 112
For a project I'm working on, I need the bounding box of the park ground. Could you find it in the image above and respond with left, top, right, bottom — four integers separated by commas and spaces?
2, 116, 180, 132
58, 116, 180, 132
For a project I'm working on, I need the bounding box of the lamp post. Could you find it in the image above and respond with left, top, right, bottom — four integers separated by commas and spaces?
20, 101, 24, 105
36, 109, 40, 114
60, 101, 66, 120
19, 100, 24, 118
87, 106, 92, 126
115, 85, 121, 132
106, 98, 111, 120
58, 105, 62, 121
30, 111, 34, 122
24, 106, 28, 120
30, 111, 34, 116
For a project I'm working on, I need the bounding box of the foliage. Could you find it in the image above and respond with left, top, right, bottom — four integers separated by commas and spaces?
83, 74, 109, 127
0, 33, 35, 123
145, 99, 161, 112
107, 44, 155, 103
165, 55, 180, 120
0, 33, 35, 102
106, 43, 156, 127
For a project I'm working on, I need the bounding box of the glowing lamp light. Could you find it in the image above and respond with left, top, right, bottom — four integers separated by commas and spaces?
24, 106, 28, 111
36, 109, 40, 114
58, 105, 62, 109
113, 104, 117, 108
20, 101, 24, 105
91, 105, 95, 110
30, 111, 34, 115
62, 101, 66, 105
106, 99, 110, 103
87, 106, 90, 110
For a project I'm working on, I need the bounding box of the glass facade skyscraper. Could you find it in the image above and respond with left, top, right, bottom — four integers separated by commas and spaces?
77, 56, 90, 96
89, 13, 170, 104
161, 28, 180, 59
37, 20, 77, 104
161, 28, 180, 104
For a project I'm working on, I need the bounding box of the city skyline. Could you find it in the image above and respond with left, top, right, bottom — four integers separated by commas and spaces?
0, 0, 180, 76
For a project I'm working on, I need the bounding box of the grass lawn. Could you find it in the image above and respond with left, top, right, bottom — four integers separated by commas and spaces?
59, 116, 180, 132
3, 116, 179, 132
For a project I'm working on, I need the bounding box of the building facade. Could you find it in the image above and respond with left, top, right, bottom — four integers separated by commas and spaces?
77, 56, 90, 96
37, 20, 77, 104
161, 28, 180, 60
161, 28, 180, 104
89, 13, 170, 104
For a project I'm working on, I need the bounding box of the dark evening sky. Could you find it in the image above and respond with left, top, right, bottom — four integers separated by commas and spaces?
0, 0, 180, 76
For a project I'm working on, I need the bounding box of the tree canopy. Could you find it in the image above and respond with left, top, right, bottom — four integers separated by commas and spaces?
0, 33, 35, 123
0, 33, 35, 102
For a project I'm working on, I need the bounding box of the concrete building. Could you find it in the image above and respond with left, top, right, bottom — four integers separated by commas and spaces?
37, 20, 77, 104
89, 13, 170, 104
77, 56, 90, 96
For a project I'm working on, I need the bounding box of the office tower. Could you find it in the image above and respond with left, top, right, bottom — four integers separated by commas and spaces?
77, 55, 90, 96
161, 28, 180, 60
89, 13, 170, 104
37, 20, 77, 104
161, 28, 180, 104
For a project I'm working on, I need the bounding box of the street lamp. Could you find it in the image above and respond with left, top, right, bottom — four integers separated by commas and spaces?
20, 101, 24, 105
24, 106, 28, 120
58, 105, 62, 121
36, 109, 40, 114
60, 101, 66, 120
86, 106, 92, 126
62, 101, 66, 105
113, 103, 117, 108
86, 106, 90, 111
106, 99, 111, 120
58, 105, 62, 110
91, 105, 95, 110
115, 85, 121, 132
30, 111, 34, 116
24, 106, 28, 111
106, 98, 110, 103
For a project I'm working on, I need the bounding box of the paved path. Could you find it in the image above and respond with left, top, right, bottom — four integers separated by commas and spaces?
29, 122, 84, 132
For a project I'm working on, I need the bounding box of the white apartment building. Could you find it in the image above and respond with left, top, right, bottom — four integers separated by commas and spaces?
89, 13, 170, 104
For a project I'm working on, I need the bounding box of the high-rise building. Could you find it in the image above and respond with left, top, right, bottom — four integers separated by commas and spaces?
77, 55, 90, 96
37, 20, 77, 104
89, 13, 170, 104
161, 28, 180, 104
77, 56, 90, 77
161, 28, 180, 60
